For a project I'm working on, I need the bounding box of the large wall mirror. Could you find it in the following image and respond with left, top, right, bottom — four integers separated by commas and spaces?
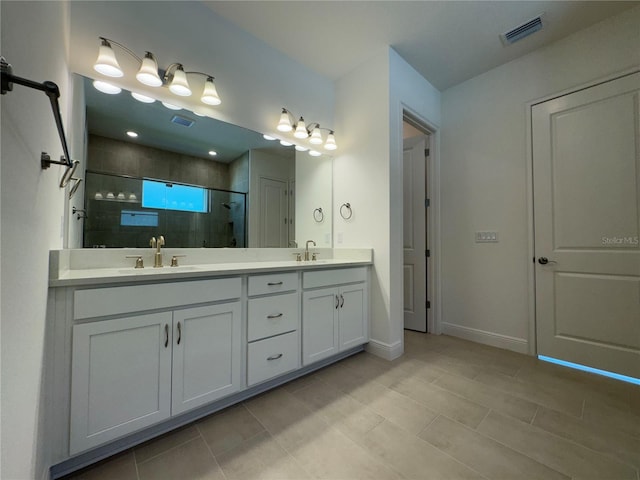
78, 75, 333, 249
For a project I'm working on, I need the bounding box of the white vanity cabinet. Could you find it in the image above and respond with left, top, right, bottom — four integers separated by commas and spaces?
302, 267, 368, 365
246, 272, 300, 386
69, 278, 242, 454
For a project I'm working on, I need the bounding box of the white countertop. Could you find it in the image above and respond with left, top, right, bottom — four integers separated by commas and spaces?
49, 248, 373, 287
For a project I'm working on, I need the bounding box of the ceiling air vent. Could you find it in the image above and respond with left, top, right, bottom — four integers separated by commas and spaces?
170, 115, 195, 127
500, 14, 545, 45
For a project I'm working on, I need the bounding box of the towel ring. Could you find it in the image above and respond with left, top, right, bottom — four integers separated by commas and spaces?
313, 207, 324, 222
59, 160, 80, 188
340, 203, 353, 220
68, 177, 82, 199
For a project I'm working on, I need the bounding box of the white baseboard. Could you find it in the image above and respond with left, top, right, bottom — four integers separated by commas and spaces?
441, 323, 529, 354
366, 339, 403, 360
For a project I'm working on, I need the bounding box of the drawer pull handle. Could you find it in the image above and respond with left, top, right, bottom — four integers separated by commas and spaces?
267, 281, 284, 286
340, 294, 345, 308
267, 313, 283, 319
267, 353, 283, 361
164, 324, 169, 348
336, 295, 339, 309
177, 322, 182, 345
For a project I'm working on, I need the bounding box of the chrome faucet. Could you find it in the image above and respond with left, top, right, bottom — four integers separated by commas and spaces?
304, 240, 316, 261
150, 235, 165, 267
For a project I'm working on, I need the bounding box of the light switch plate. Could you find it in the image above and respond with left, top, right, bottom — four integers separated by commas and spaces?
475, 231, 499, 243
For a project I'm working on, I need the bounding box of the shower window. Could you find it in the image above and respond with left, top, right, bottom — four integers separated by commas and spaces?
141, 180, 209, 213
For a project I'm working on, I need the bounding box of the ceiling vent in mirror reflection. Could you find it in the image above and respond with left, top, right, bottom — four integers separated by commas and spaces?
171, 115, 195, 128
92, 36, 221, 106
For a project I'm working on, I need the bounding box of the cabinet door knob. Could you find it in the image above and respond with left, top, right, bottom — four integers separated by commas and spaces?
176, 322, 182, 345
267, 353, 283, 361
164, 324, 169, 348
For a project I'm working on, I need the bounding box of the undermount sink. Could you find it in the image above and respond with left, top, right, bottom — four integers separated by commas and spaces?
117, 266, 199, 274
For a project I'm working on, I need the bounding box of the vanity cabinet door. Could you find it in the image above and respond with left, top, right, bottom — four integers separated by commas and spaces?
302, 287, 339, 365
171, 302, 241, 416
70, 312, 173, 455
339, 284, 368, 351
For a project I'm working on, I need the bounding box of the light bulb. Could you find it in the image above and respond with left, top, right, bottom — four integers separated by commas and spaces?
309, 126, 323, 145
162, 102, 181, 110
201, 77, 221, 105
93, 39, 123, 77
277, 109, 293, 132
136, 52, 162, 87
324, 132, 337, 150
309, 150, 321, 157
93, 80, 121, 95
294, 117, 308, 139
131, 92, 155, 103
169, 66, 192, 96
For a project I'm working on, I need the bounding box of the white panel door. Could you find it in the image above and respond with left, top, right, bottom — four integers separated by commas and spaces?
171, 302, 241, 415
403, 137, 428, 331
70, 312, 172, 454
259, 177, 288, 247
533, 72, 640, 378
338, 283, 368, 351
302, 288, 339, 365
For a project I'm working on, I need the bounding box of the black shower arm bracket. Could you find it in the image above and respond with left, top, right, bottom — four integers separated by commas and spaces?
1, 56, 76, 176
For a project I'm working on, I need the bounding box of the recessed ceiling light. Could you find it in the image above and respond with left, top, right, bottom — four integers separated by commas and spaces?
295, 145, 308, 152
126, 131, 138, 138
280, 140, 293, 146
93, 80, 121, 95
162, 102, 181, 110
263, 134, 276, 141
131, 92, 155, 103
208, 150, 217, 156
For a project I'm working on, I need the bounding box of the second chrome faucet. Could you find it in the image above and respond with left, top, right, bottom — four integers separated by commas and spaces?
150, 235, 165, 267
304, 240, 316, 261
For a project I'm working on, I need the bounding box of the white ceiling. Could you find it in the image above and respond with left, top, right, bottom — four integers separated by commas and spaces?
204, 1, 638, 90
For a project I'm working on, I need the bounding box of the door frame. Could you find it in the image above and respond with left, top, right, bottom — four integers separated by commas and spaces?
525, 66, 640, 356
402, 107, 440, 335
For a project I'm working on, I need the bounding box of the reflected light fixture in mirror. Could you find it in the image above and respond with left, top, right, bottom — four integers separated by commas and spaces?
92, 36, 222, 106
93, 80, 121, 95
162, 101, 181, 110
276, 107, 337, 150
131, 92, 155, 103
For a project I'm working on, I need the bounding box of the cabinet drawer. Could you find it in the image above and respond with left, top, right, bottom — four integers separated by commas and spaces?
247, 331, 299, 386
303, 267, 367, 289
248, 272, 298, 297
74, 277, 241, 320
248, 292, 298, 342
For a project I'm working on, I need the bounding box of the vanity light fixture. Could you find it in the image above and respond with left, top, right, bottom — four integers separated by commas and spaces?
280, 140, 293, 146
92, 37, 222, 105
276, 107, 337, 150
295, 145, 308, 152
263, 134, 276, 141
161, 102, 181, 110
309, 150, 322, 157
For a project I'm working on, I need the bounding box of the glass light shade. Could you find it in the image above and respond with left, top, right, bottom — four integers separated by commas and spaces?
201, 77, 221, 105
309, 150, 321, 157
93, 80, 121, 95
277, 110, 293, 132
294, 117, 308, 139
295, 145, 308, 152
263, 134, 276, 141
131, 92, 155, 103
280, 140, 293, 146
324, 132, 337, 150
169, 67, 192, 96
94, 42, 123, 77
162, 102, 181, 110
309, 127, 323, 145
192, 110, 206, 117
136, 53, 162, 87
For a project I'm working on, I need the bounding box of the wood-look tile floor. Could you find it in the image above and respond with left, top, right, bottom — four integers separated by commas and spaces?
64, 332, 640, 480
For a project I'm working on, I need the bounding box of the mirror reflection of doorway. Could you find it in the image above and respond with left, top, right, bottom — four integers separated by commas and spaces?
403, 115, 431, 332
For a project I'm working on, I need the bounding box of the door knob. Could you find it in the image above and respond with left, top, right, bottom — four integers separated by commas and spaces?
538, 257, 557, 265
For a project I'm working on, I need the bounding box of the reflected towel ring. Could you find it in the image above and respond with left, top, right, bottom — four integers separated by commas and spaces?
340, 203, 352, 220
313, 207, 324, 222
68, 177, 82, 199
59, 160, 80, 188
